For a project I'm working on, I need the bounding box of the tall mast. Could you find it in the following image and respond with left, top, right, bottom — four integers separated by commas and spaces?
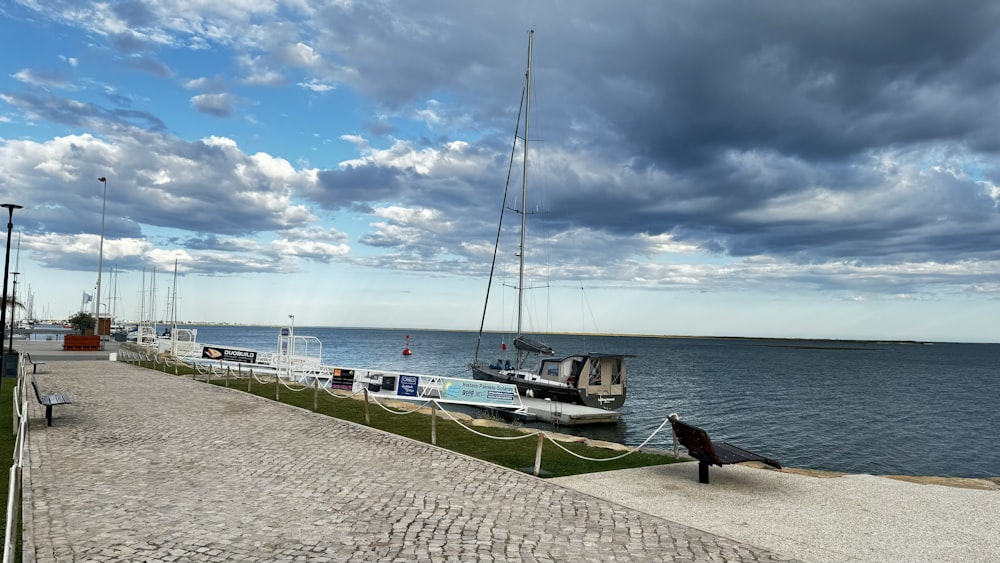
516, 29, 533, 368
140, 268, 146, 333
109, 267, 116, 328
150, 267, 156, 333
171, 259, 178, 355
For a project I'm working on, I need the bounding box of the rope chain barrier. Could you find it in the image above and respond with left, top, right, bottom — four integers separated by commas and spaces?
115, 347, 681, 465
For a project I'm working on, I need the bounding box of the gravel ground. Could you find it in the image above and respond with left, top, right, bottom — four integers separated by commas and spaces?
553, 463, 1000, 563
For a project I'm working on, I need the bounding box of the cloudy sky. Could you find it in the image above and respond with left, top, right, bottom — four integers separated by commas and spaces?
2, 1, 1000, 342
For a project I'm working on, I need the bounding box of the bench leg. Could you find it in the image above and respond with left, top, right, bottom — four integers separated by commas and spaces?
45, 405, 52, 426
698, 461, 710, 484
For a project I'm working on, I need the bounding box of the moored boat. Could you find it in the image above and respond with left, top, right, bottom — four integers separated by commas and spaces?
470, 31, 629, 411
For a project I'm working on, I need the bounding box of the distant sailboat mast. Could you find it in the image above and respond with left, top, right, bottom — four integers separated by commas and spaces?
170, 259, 178, 355
139, 268, 146, 336
515, 29, 533, 371
110, 267, 117, 329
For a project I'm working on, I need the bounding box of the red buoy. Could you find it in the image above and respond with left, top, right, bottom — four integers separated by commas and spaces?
403, 335, 412, 356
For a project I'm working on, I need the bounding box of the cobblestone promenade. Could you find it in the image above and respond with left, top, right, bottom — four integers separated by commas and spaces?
23, 356, 798, 562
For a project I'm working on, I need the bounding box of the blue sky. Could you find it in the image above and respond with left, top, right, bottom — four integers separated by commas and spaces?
2, 1, 1000, 343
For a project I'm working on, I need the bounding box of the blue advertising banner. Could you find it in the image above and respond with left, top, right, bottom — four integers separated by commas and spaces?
441, 379, 517, 406
351, 371, 522, 410
397, 374, 419, 397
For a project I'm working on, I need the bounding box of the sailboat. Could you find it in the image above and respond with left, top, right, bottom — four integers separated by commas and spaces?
154, 259, 199, 357
471, 31, 628, 410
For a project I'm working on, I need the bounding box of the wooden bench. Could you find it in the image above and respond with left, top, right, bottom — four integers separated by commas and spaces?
63, 334, 102, 351
31, 375, 73, 426
25, 352, 46, 374
669, 415, 781, 484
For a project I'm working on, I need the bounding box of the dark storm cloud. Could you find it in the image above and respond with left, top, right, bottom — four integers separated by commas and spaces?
190, 93, 235, 117
530, 1, 1000, 166
310, 165, 407, 211
7, 0, 1000, 288
112, 1, 157, 28
109, 30, 152, 55
2, 92, 166, 131
126, 56, 173, 78
328, 1, 1000, 264
182, 235, 248, 252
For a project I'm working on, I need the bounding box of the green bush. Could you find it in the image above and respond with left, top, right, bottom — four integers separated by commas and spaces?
67, 311, 96, 335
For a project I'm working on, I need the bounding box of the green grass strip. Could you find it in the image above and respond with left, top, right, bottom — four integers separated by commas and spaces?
134, 359, 683, 478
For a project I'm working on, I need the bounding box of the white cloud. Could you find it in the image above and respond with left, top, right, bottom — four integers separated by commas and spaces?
281, 42, 322, 67
11, 68, 73, 89
298, 79, 335, 92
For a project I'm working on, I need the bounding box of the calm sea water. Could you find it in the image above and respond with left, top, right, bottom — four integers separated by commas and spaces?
186, 325, 999, 478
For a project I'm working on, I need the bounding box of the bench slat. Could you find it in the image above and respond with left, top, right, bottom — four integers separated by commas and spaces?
713, 442, 781, 468
39, 394, 72, 406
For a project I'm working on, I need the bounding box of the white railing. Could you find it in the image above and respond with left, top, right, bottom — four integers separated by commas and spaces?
3, 352, 29, 563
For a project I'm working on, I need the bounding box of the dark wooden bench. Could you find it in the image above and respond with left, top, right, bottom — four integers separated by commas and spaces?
669, 415, 781, 484
31, 375, 73, 426
25, 352, 46, 374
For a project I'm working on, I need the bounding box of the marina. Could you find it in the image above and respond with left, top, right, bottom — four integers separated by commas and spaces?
161, 325, 1000, 479
134, 325, 622, 426
12, 339, 1000, 563
18, 323, 1000, 476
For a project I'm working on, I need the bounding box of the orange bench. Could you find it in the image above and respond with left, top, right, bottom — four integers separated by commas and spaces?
63, 335, 102, 351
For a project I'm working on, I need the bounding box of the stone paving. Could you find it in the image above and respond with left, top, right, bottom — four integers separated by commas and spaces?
22, 355, 799, 562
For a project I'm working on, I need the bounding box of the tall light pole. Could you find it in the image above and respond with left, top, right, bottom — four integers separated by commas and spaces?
1, 203, 23, 385
96, 176, 108, 337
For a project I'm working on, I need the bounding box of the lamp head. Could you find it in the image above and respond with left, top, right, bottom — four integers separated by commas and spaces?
1, 204, 23, 211
98, 177, 107, 182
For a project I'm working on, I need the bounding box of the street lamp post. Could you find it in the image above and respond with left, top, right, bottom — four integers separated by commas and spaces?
8, 272, 19, 354
1, 203, 23, 386
96, 177, 108, 337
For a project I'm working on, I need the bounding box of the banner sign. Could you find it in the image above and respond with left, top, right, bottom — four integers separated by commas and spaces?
441, 379, 518, 406
350, 370, 522, 410
328, 367, 355, 390
201, 346, 258, 364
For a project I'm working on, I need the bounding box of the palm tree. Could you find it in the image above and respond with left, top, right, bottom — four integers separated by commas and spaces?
3, 296, 23, 328
3, 297, 25, 356
3, 296, 22, 312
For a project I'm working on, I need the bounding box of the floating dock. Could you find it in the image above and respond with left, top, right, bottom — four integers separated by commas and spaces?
516, 397, 620, 426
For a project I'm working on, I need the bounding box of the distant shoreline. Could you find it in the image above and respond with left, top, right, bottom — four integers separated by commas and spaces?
34, 321, 993, 345
166, 323, 988, 345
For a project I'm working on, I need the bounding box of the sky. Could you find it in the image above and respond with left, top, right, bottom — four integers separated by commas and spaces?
2, 1, 1000, 343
